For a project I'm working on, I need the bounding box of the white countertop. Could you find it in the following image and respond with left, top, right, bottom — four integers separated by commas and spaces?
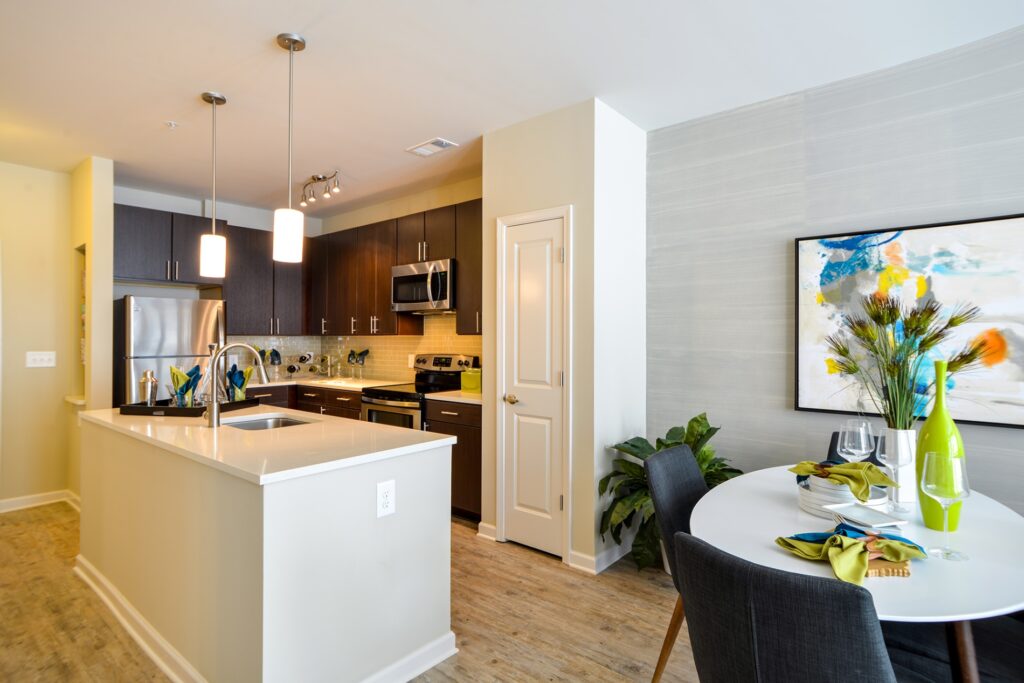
80, 405, 455, 486
248, 377, 400, 391
426, 390, 484, 405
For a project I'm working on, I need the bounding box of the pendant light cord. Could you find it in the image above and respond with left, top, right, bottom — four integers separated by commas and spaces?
211, 99, 217, 233
287, 43, 294, 210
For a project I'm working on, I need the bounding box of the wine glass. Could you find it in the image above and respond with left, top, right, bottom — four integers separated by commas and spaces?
878, 438, 912, 514
838, 419, 874, 463
920, 451, 971, 561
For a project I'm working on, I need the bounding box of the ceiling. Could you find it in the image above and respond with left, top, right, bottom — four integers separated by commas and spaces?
1, 1, 1022, 216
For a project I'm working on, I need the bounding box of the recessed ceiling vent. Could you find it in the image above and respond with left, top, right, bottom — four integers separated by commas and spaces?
406, 137, 459, 157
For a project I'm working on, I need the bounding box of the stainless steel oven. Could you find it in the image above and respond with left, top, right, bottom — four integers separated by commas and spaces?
360, 396, 422, 430
391, 259, 453, 313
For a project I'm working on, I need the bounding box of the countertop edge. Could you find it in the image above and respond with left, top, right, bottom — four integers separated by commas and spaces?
80, 411, 456, 486
426, 391, 484, 406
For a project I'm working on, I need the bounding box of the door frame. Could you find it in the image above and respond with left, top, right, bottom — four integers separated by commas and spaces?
494, 205, 573, 562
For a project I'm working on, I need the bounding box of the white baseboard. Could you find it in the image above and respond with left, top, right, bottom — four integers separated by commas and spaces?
73, 555, 205, 683
65, 490, 81, 512
361, 631, 457, 683
567, 543, 629, 575
476, 522, 498, 541
0, 489, 76, 514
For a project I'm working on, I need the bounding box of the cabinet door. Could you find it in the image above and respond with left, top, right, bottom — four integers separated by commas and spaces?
329, 228, 361, 335
395, 212, 424, 264
370, 220, 422, 336
171, 213, 227, 285
424, 205, 456, 262
426, 419, 482, 519
455, 199, 483, 335
114, 204, 173, 281
273, 259, 304, 335
223, 226, 274, 335
305, 236, 329, 335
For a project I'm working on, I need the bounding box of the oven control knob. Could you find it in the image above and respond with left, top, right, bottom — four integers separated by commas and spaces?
416, 357, 426, 364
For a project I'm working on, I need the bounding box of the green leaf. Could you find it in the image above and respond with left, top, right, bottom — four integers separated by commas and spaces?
609, 490, 646, 528
689, 425, 720, 457
612, 437, 656, 460
685, 412, 712, 445
664, 425, 687, 443
598, 471, 621, 496
630, 517, 662, 570
613, 458, 646, 480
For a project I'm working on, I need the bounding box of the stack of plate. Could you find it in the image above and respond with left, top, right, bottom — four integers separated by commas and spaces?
798, 476, 887, 519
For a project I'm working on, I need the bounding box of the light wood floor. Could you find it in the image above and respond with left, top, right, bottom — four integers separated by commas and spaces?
1, 504, 698, 682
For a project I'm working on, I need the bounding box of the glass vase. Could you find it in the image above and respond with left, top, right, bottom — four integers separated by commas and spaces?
915, 359, 964, 531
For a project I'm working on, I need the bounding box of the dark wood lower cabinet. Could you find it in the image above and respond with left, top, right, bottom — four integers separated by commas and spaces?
293, 386, 362, 420
244, 385, 295, 408
425, 400, 482, 520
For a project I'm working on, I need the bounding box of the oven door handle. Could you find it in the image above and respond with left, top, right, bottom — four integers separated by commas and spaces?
426, 261, 437, 309
361, 396, 422, 409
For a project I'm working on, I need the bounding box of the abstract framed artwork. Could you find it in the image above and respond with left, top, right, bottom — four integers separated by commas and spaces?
795, 213, 1024, 429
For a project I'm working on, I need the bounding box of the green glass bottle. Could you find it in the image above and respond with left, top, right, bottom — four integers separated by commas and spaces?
916, 359, 963, 530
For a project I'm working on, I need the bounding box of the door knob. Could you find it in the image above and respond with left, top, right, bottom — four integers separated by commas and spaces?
504, 394, 519, 405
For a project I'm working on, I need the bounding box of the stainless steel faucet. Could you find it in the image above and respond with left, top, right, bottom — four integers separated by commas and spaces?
205, 342, 270, 427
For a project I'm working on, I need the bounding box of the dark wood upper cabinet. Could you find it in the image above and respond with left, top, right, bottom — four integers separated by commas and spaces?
171, 213, 227, 285
273, 259, 305, 335
114, 204, 173, 281
395, 213, 424, 265
305, 236, 329, 335
455, 199, 483, 335
328, 228, 360, 335
423, 206, 456, 262
222, 226, 274, 335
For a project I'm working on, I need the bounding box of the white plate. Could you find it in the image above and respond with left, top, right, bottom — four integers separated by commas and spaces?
825, 502, 907, 528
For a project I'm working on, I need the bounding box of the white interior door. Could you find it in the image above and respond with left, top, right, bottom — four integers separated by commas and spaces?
501, 214, 566, 556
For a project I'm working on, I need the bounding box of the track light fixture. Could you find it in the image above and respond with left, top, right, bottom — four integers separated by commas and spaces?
299, 170, 341, 208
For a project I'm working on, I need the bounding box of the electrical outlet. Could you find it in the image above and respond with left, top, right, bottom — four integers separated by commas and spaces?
25, 351, 56, 368
408, 354, 416, 369
377, 480, 396, 518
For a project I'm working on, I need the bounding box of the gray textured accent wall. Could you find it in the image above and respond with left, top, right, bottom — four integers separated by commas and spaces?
647, 28, 1024, 513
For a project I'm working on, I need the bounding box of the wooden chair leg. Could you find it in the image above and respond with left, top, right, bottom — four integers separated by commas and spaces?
652, 595, 685, 683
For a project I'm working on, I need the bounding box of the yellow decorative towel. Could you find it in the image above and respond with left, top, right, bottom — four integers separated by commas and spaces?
789, 461, 898, 502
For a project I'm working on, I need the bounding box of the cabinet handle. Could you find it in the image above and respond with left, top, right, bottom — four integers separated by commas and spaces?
476, 311, 480, 334
270, 317, 274, 334
276, 318, 280, 335
423, 241, 428, 261
302, 392, 318, 398
335, 396, 351, 402
320, 406, 326, 414
321, 318, 327, 335
351, 317, 356, 334
417, 241, 422, 261
440, 410, 460, 416
174, 260, 179, 280
251, 393, 274, 399
166, 260, 171, 280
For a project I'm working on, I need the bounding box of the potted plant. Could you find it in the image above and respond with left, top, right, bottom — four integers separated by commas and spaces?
824, 294, 990, 520
598, 413, 741, 570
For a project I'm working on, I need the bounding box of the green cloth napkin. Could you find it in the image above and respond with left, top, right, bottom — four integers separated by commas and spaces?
789, 461, 897, 502
169, 365, 199, 407
776, 533, 926, 585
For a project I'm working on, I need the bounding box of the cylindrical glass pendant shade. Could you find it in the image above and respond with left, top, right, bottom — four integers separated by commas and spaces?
199, 232, 227, 278
273, 208, 304, 263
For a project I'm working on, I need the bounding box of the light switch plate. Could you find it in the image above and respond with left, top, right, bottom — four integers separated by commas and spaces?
408, 354, 416, 369
377, 480, 396, 518
26, 351, 57, 368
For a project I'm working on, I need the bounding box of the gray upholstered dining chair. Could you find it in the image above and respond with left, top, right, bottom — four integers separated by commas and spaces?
643, 444, 709, 682
672, 531, 940, 683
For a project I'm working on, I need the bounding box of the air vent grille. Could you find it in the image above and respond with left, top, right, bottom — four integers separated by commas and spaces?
406, 137, 459, 157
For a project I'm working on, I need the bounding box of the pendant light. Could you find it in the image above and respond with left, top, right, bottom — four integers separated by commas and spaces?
272, 32, 306, 263
199, 91, 227, 278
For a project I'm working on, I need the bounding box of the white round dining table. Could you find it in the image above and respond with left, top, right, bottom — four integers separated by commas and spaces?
690, 466, 1024, 621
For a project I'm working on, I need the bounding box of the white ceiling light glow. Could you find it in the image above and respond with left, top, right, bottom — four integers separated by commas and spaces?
199, 91, 227, 279
272, 32, 306, 264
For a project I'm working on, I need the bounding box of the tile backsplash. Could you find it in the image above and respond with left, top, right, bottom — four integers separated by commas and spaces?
229, 315, 482, 383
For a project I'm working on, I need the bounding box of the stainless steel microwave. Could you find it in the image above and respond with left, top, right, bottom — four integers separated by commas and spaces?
391, 259, 454, 313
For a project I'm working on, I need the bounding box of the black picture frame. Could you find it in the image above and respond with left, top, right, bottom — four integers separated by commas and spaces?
794, 212, 1024, 430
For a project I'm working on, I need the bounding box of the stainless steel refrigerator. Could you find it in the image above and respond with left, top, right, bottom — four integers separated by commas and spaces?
113, 296, 225, 406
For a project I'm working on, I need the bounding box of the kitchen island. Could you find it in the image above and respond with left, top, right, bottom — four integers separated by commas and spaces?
76, 405, 457, 683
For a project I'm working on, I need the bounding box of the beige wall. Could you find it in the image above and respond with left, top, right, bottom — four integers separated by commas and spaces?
320, 176, 482, 234
482, 99, 646, 569
0, 160, 77, 499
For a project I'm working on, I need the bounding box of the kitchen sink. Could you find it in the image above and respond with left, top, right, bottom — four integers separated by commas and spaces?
226, 416, 310, 431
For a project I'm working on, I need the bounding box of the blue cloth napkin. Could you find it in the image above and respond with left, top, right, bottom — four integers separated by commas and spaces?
789, 522, 926, 555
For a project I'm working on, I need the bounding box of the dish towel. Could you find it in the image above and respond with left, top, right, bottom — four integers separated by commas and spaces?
225, 364, 254, 402
170, 365, 202, 408
775, 523, 926, 585
789, 461, 898, 502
